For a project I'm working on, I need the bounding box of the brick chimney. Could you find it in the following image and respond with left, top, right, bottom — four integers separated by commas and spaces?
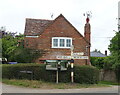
84, 17, 91, 43
84, 17, 91, 65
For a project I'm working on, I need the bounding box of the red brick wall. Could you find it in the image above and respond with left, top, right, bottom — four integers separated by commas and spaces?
84, 23, 91, 65
24, 37, 38, 49
24, 15, 90, 65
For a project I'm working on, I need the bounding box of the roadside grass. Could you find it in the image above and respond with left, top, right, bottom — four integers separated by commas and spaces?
2, 79, 114, 89
0, 78, 1, 82
99, 81, 120, 85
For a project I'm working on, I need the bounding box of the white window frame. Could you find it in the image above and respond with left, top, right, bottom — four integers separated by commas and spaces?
52, 37, 72, 48
25, 36, 39, 38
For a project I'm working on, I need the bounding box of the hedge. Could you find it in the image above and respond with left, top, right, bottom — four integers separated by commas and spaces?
90, 57, 106, 69
2, 63, 99, 84
74, 65, 99, 84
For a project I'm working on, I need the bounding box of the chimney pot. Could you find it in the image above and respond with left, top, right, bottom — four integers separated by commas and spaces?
105, 50, 107, 56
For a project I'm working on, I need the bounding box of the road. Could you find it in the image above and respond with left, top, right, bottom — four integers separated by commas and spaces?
0, 82, 119, 94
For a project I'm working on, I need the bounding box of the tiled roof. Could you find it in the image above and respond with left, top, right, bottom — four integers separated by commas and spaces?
24, 14, 90, 45
90, 51, 107, 57
24, 18, 53, 36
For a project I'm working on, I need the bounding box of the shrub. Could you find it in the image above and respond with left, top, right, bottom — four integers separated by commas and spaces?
74, 65, 99, 84
103, 56, 114, 70
2, 63, 99, 84
90, 57, 106, 69
9, 47, 44, 63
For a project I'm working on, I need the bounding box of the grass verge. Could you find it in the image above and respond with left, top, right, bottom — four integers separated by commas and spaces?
99, 81, 120, 85
2, 79, 112, 89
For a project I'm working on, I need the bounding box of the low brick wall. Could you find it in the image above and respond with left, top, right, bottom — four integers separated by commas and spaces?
99, 69, 117, 82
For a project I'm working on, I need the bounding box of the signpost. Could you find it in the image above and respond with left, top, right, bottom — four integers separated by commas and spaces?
46, 45, 89, 83
56, 45, 88, 83
56, 54, 88, 83
70, 45, 74, 83
45, 60, 68, 84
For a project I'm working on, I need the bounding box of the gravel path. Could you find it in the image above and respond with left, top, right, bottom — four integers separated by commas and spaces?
1, 82, 119, 94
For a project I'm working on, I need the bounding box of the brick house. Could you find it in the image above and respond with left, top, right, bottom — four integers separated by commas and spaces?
24, 14, 91, 65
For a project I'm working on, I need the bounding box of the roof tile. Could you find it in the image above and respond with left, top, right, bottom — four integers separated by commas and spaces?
24, 18, 53, 36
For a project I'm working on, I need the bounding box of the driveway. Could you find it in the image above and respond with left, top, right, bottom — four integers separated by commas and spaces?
1, 82, 119, 94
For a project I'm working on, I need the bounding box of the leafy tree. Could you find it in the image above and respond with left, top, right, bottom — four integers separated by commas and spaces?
103, 56, 115, 70
90, 57, 106, 69
0, 27, 17, 59
1, 27, 44, 63
108, 32, 120, 82
108, 32, 120, 65
1, 29, 23, 60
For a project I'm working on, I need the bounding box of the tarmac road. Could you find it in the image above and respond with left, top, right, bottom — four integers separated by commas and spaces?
0, 82, 119, 94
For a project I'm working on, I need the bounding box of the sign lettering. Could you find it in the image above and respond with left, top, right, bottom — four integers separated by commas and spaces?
57, 56, 88, 59
73, 52, 84, 56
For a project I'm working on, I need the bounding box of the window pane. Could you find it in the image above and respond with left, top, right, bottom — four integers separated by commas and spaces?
60, 39, 65, 47
66, 39, 71, 47
53, 39, 58, 47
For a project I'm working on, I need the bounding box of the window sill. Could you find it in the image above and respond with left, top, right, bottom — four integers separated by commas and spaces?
52, 47, 71, 49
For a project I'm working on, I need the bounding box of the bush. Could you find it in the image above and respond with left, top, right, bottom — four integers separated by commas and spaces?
74, 65, 99, 84
2, 64, 99, 84
103, 56, 114, 70
90, 57, 106, 69
9, 47, 44, 63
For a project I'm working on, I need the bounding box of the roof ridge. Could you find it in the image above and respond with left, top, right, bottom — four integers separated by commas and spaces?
26, 18, 53, 21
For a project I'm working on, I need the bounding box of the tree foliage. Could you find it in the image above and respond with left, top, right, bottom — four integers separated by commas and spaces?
1, 27, 43, 63
1, 27, 22, 59
90, 57, 105, 69
108, 32, 120, 82
108, 32, 120, 66
2, 35, 18, 59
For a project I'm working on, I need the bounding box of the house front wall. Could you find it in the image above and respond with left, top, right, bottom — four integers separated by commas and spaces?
35, 16, 89, 65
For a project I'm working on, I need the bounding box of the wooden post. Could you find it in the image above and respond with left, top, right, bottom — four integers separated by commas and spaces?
56, 70, 58, 84
70, 45, 74, 83
56, 61, 61, 84
70, 59, 74, 83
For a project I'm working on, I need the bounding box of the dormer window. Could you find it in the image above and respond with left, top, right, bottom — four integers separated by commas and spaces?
52, 37, 72, 48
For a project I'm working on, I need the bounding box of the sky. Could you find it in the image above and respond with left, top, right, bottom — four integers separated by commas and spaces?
0, 0, 119, 55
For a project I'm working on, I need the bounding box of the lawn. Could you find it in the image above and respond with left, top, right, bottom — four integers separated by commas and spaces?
1, 79, 115, 89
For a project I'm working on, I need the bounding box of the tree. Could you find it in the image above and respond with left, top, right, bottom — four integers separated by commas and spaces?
108, 32, 120, 65
1, 27, 23, 60
2, 34, 24, 60
1, 27, 18, 59
1, 27, 44, 63
108, 31, 120, 82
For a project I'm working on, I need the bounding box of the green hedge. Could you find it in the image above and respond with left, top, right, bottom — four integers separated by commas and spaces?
74, 65, 99, 84
2, 64, 99, 84
90, 57, 106, 69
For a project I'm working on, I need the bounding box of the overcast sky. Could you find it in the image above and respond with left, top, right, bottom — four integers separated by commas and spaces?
0, 0, 119, 54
